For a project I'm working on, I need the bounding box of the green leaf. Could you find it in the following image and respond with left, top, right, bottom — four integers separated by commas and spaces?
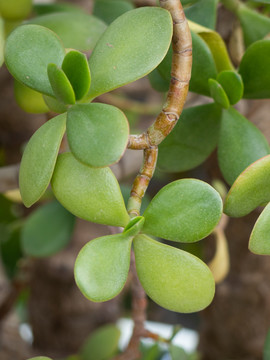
47, 63, 75, 105
249, 202, 270, 255
123, 216, 145, 238
14, 80, 49, 114
170, 344, 188, 360
239, 39, 270, 99
0, 17, 4, 67
216, 71, 243, 105
0, 0, 32, 20
148, 68, 169, 93
208, 79, 230, 108
80, 324, 120, 360
33, 3, 84, 16
67, 103, 129, 168
185, 0, 218, 30
134, 234, 215, 313
19, 114, 66, 207
218, 107, 269, 185
51, 153, 129, 227
21, 201, 75, 257
237, 4, 270, 46
88, 7, 172, 99
224, 155, 270, 217
93, 0, 134, 25
158, 103, 222, 172
264, 329, 270, 360
43, 95, 68, 114
199, 31, 234, 73
5, 24, 66, 96
27, 12, 107, 52
62, 51, 91, 101
142, 179, 222, 243
75, 233, 132, 302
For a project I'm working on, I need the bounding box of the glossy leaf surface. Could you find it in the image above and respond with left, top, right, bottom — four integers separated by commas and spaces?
27, 12, 107, 51
239, 40, 270, 99
88, 7, 172, 99
224, 155, 270, 217
93, 0, 134, 24
5, 25, 65, 96
0, 0, 32, 20
75, 233, 132, 301
185, 0, 218, 30
80, 324, 120, 360
158, 103, 222, 172
249, 203, 270, 255
208, 79, 230, 108
216, 71, 243, 105
67, 103, 129, 168
142, 179, 222, 243
47, 63, 75, 104
134, 235, 215, 313
51, 153, 129, 227
62, 51, 91, 101
14, 80, 49, 114
19, 114, 66, 207
218, 107, 269, 185
21, 201, 75, 257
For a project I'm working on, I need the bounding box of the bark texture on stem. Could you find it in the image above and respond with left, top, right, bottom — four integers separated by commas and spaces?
128, 0, 192, 149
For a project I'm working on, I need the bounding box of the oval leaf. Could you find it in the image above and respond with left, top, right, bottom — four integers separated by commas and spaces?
208, 78, 230, 108
134, 235, 215, 313
123, 216, 145, 238
218, 107, 269, 185
21, 201, 75, 257
185, 0, 218, 30
27, 12, 107, 51
47, 63, 75, 105
14, 80, 49, 114
19, 114, 66, 207
142, 179, 223, 243
224, 155, 270, 217
62, 50, 91, 101
5, 24, 66, 96
158, 103, 222, 172
88, 7, 172, 99
0, 0, 32, 20
93, 0, 134, 25
239, 39, 270, 99
51, 153, 129, 227
216, 70, 243, 105
67, 103, 129, 168
43, 95, 68, 114
75, 233, 132, 301
249, 203, 270, 255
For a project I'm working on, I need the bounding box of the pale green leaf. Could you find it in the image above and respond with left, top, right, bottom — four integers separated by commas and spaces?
249, 202, 270, 255
14, 80, 49, 114
0, 0, 32, 20
208, 78, 230, 108
47, 63, 75, 105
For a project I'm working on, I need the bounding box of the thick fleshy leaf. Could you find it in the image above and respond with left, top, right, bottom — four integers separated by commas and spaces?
43, 95, 67, 114
148, 68, 169, 93
47, 63, 75, 104
170, 345, 188, 360
5, 24, 66, 96
157, 31, 217, 96
199, 31, 234, 73
27, 12, 107, 51
93, 0, 134, 24
80, 324, 120, 360
123, 216, 145, 238
33, 3, 83, 16
142, 179, 223, 243
0, 17, 4, 67
239, 40, 270, 99
237, 5, 270, 47
158, 103, 222, 172
61, 51, 91, 101
249, 203, 270, 255
208, 229, 229, 283
51, 153, 129, 227
216, 71, 243, 105
14, 80, 49, 114
264, 329, 270, 360
218, 107, 269, 185
208, 78, 230, 108
224, 155, 270, 217
185, 0, 218, 30
75, 233, 132, 301
0, 0, 32, 20
21, 201, 75, 257
19, 114, 66, 207
88, 7, 172, 99
67, 103, 129, 168
134, 235, 215, 313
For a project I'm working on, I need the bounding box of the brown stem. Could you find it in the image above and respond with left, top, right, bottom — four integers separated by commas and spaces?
128, 0, 192, 149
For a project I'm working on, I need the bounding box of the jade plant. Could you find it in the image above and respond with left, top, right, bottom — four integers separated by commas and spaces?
1, 0, 270, 358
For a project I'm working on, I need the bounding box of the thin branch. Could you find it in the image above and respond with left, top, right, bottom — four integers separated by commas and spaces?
128, 0, 192, 149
